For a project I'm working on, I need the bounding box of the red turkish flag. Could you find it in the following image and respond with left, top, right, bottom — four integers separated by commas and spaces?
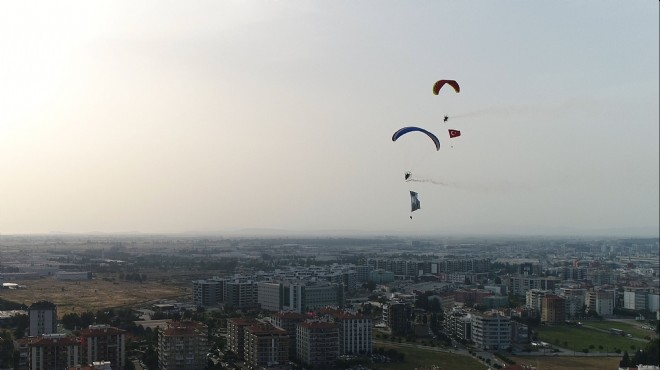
448, 129, 461, 138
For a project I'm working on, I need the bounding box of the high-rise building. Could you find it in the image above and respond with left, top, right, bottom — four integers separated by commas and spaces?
224, 279, 259, 310
624, 287, 650, 311
227, 318, 259, 360
445, 312, 472, 342
158, 321, 209, 370
258, 282, 283, 312
28, 301, 57, 337
541, 295, 566, 324
471, 312, 511, 350
244, 323, 289, 369
18, 334, 81, 370
525, 289, 549, 316
270, 311, 307, 358
508, 276, 558, 296
79, 325, 126, 370
296, 322, 338, 367
587, 290, 615, 317
258, 280, 344, 313
383, 302, 411, 335
331, 311, 372, 355
192, 280, 223, 308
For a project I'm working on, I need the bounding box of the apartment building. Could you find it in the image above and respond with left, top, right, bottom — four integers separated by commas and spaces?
586, 290, 615, 317
18, 334, 81, 370
244, 323, 289, 369
318, 308, 373, 355
79, 325, 126, 369
227, 318, 259, 360
471, 312, 511, 350
158, 321, 209, 370
28, 301, 57, 337
270, 311, 307, 357
296, 322, 338, 367
192, 279, 224, 308
541, 295, 566, 324
383, 302, 411, 335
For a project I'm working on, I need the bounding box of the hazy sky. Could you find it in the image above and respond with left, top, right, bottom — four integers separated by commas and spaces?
1, 1, 658, 236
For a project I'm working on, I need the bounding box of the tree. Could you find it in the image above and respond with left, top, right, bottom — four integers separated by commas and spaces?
644, 338, 659, 365
61, 313, 81, 330
0, 329, 15, 369
619, 351, 631, 367
12, 314, 28, 339
632, 349, 646, 366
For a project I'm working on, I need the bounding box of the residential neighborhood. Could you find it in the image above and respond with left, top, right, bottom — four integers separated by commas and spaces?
0, 235, 658, 369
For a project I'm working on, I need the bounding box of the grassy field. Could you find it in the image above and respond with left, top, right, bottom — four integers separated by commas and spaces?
372, 341, 622, 370
0, 275, 189, 316
536, 325, 644, 353
374, 341, 486, 370
511, 355, 620, 370
582, 320, 657, 339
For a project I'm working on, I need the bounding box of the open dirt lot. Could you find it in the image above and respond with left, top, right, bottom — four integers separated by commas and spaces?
511, 355, 620, 370
1, 275, 189, 317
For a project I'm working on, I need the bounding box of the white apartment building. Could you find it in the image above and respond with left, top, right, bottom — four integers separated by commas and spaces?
471, 312, 511, 350
624, 288, 650, 311
330, 310, 373, 355
586, 290, 615, 317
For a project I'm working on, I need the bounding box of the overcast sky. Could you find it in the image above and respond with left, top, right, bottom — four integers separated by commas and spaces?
1, 1, 658, 237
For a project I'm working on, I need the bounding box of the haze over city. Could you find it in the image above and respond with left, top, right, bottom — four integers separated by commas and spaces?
1, 1, 658, 236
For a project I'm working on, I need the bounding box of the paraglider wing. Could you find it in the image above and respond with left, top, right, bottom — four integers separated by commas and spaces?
448, 129, 461, 138
410, 191, 421, 212
392, 126, 441, 151
433, 79, 460, 95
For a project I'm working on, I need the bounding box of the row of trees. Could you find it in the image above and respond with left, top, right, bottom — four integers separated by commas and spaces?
620, 338, 660, 367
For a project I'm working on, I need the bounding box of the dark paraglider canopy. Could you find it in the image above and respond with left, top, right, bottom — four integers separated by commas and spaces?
433, 79, 460, 95
392, 126, 441, 151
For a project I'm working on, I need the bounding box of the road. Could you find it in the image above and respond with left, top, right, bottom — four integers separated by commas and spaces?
582, 324, 649, 343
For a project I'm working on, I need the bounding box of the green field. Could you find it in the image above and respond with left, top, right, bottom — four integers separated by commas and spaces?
374, 342, 486, 370
536, 325, 645, 353
581, 320, 657, 339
